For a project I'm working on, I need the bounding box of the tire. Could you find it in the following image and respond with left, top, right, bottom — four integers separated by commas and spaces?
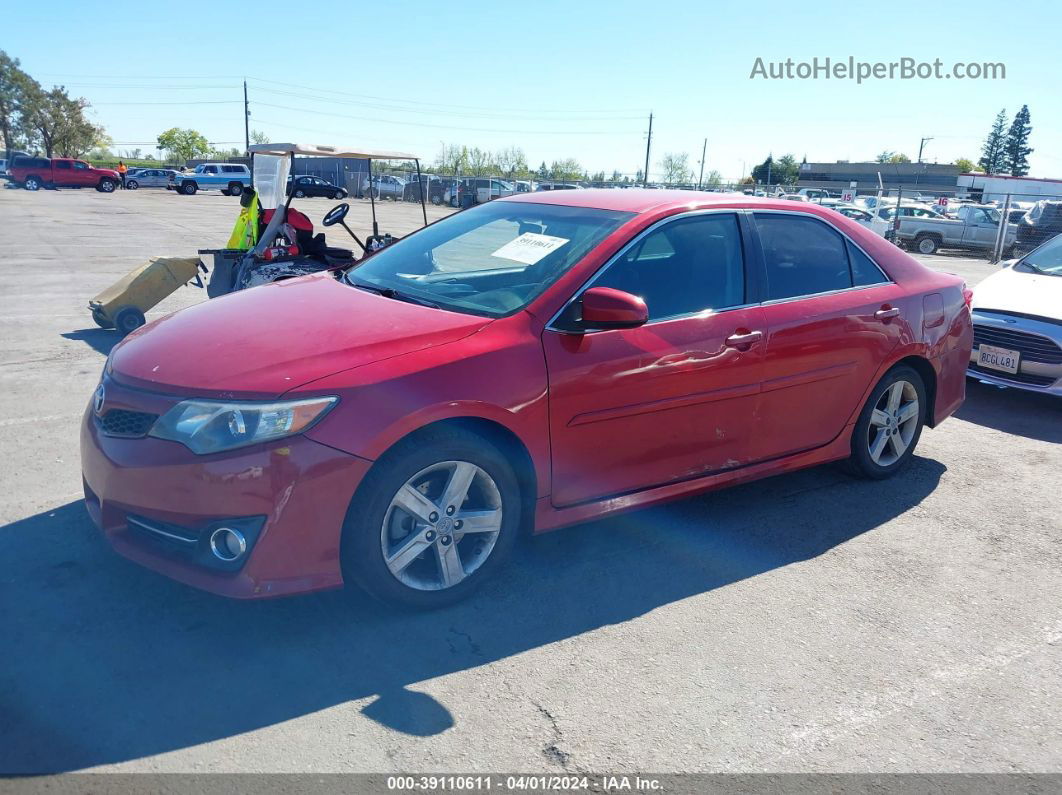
341, 426, 522, 609
98, 179, 116, 193
228, 183, 243, 197
181, 182, 197, 195
333, 190, 344, 200
293, 189, 306, 198
91, 308, 114, 329
25, 176, 41, 191
113, 307, 146, 336
915, 235, 939, 255
125, 180, 139, 190
845, 365, 927, 480
450, 196, 458, 208
431, 194, 442, 205
367, 187, 379, 200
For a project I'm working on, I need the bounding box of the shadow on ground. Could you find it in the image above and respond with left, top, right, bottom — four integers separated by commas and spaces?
61, 329, 121, 356
958, 379, 1062, 443
0, 457, 945, 773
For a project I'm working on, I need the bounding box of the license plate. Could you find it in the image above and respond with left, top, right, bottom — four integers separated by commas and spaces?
978, 344, 1021, 374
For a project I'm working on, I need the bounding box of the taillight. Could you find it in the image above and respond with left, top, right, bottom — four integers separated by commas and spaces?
962, 283, 974, 310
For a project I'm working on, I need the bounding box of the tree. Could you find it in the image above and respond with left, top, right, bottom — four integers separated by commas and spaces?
978, 109, 1008, 175
701, 169, 722, 189
751, 155, 774, 185
1003, 104, 1033, 177
250, 129, 269, 145
954, 157, 980, 173
157, 127, 210, 164
875, 151, 895, 164
775, 154, 799, 186
739, 175, 755, 186
0, 50, 34, 155
23, 85, 104, 158
888, 153, 911, 164
634, 168, 644, 184
536, 161, 549, 180
494, 146, 528, 179
658, 152, 691, 185
466, 146, 493, 176
550, 158, 582, 180
436, 143, 467, 176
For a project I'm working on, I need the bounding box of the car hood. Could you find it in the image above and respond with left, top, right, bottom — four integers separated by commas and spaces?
972, 266, 1062, 321
110, 273, 492, 397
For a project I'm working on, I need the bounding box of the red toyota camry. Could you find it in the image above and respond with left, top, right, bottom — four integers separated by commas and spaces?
81, 190, 973, 608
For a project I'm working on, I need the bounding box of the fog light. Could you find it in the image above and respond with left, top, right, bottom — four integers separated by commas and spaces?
209, 527, 247, 561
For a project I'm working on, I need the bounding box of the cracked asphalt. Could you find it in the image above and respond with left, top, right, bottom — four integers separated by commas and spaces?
0, 187, 1059, 774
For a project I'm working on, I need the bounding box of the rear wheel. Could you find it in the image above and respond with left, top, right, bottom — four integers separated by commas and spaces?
845, 365, 926, 479
293, 189, 306, 198
113, 307, 146, 336
228, 182, 243, 197
915, 235, 939, 255
341, 427, 521, 609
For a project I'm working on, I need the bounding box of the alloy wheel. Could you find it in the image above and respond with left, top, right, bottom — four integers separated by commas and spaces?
380, 460, 503, 591
867, 380, 920, 466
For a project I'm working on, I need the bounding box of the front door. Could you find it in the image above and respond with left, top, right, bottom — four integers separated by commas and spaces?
543, 211, 766, 507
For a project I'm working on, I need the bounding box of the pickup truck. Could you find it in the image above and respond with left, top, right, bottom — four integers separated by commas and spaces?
892, 203, 1016, 256
168, 163, 251, 196
9, 156, 120, 192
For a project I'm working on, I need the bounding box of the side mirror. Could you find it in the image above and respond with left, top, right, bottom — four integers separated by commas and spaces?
1000, 258, 1017, 269
580, 287, 648, 329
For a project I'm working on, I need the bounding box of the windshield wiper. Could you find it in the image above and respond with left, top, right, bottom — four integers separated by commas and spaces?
344, 275, 441, 308
1020, 262, 1060, 276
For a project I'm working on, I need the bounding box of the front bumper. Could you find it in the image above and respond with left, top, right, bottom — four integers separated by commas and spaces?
80, 377, 373, 598
967, 311, 1062, 396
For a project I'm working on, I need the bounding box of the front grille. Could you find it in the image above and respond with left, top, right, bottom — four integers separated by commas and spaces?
968, 363, 1057, 386
972, 325, 1062, 364
98, 409, 158, 438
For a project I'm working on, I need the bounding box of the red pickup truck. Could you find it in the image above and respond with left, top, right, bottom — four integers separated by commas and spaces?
10, 156, 120, 193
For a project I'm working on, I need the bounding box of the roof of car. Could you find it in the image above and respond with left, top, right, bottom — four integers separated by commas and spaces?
502, 188, 840, 215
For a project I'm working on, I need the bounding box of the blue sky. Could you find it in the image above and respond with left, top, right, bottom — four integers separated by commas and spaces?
8, 0, 1059, 179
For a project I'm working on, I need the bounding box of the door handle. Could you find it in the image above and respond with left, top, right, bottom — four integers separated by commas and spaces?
725, 330, 764, 348
875, 307, 901, 321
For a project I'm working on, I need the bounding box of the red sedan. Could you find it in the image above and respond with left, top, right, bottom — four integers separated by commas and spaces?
81, 190, 973, 608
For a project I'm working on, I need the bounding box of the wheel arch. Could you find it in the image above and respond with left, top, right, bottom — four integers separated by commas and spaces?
353, 415, 539, 537
891, 354, 939, 427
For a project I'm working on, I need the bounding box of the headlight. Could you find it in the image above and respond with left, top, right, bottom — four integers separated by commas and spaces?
149, 396, 337, 454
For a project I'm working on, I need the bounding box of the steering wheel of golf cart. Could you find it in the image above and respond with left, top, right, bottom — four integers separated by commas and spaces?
322, 203, 350, 227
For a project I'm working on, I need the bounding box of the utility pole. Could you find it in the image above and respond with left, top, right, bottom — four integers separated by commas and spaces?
642, 113, 653, 187
917, 136, 934, 164
697, 137, 707, 189
243, 80, 251, 156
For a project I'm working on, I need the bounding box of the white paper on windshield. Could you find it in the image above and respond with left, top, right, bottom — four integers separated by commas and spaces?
491, 233, 569, 265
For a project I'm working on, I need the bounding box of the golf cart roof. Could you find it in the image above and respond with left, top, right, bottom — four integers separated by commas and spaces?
248, 143, 419, 160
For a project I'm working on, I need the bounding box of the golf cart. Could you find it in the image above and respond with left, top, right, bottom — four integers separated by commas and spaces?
87, 143, 430, 335
203, 143, 430, 296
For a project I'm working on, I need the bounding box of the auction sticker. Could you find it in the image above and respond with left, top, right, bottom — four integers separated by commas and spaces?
492, 233, 569, 265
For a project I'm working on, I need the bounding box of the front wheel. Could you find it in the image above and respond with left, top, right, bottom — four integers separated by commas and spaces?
98, 179, 116, 193
293, 189, 305, 198
181, 182, 197, 195
845, 365, 926, 479
333, 190, 345, 200
341, 427, 522, 609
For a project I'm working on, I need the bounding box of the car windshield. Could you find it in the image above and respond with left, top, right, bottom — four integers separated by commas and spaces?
1017, 234, 1062, 277
343, 201, 633, 316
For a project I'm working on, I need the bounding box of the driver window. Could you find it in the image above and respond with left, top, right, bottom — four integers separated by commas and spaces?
589, 214, 745, 321
754, 214, 853, 300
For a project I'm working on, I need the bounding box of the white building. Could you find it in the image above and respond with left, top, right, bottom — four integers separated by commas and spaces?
957, 173, 1062, 203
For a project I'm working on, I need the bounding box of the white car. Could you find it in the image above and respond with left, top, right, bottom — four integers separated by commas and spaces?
968, 234, 1062, 395
832, 205, 890, 237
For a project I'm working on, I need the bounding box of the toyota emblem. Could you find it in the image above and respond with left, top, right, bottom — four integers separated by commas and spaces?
93, 384, 106, 415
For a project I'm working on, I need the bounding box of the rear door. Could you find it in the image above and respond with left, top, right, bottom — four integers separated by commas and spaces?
543, 211, 766, 506
750, 211, 907, 460
53, 159, 75, 186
